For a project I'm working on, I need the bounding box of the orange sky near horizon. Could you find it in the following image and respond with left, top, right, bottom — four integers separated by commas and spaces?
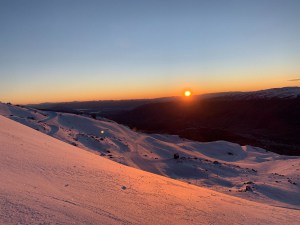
2, 75, 297, 105
1, 1, 300, 105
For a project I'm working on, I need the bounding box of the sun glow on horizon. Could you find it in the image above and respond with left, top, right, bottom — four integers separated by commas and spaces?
184, 90, 192, 97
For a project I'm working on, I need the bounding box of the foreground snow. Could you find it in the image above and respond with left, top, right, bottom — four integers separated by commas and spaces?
1, 115, 299, 225
0, 103, 299, 210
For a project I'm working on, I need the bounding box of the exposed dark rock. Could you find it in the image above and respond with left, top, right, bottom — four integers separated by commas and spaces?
244, 181, 254, 185
245, 186, 253, 192
174, 153, 179, 159
213, 161, 220, 165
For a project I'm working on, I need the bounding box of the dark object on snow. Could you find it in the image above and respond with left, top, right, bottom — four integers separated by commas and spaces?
245, 186, 253, 192
174, 153, 179, 159
213, 161, 220, 165
288, 179, 297, 185
90, 113, 97, 119
244, 181, 254, 185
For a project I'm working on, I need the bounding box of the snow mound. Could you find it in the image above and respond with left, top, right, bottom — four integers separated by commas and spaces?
188, 141, 248, 162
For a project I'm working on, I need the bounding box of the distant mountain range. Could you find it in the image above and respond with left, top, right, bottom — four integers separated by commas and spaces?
27, 96, 177, 116
28, 86, 300, 113
26, 87, 300, 155
107, 87, 300, 156
201, 87, 300, 100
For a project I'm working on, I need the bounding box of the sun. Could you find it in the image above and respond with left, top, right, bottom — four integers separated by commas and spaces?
184, 90, 192, 97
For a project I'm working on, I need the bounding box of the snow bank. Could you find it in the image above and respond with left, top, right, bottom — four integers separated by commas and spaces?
1, 115, 300, 224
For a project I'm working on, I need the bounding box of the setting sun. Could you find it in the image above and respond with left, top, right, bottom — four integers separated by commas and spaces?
184, 90, 192, 97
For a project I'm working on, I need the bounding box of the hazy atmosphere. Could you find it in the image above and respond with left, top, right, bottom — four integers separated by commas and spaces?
1, 0, 300, 103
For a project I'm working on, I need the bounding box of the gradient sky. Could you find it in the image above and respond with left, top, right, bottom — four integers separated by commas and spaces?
1, 0, 300, 104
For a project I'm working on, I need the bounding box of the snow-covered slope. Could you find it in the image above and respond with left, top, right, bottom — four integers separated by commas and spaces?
0, 103, 299, 210
202, 87, 300, 99
1, 115, 300, 225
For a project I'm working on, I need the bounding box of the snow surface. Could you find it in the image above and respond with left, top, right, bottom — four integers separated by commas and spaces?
1, 115, 300, 225
1, 103, 300, 208
1, 103, 300, 210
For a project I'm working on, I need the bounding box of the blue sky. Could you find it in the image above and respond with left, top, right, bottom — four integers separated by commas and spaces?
1, 0, 300, 103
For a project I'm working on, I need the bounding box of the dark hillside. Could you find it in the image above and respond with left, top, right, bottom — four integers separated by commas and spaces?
108, 97, 300, 155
